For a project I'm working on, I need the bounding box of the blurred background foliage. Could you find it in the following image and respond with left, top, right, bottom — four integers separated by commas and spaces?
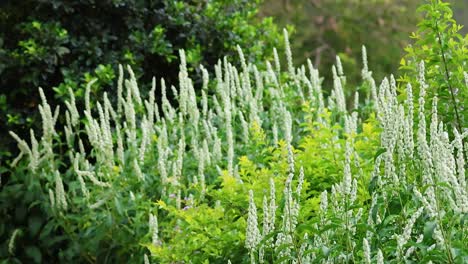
259, 0, 467, 88
259, 0, 421, 87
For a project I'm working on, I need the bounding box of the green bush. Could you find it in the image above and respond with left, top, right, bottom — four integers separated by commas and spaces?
2, 1, 467, 263
2, 29, 382, 262
399, 0, 467, 134
0, 1, 282, 262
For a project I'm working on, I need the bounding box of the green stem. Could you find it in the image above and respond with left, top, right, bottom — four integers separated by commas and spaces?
434, 21, 466, 159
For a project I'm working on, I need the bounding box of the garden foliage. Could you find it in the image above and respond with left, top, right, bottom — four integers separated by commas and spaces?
0, 0, 282, 161
1, 0, 467, 263
399, 0, 468, 134
0, 1, 282, 261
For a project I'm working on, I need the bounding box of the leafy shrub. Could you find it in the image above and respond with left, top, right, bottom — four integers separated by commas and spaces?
399, 0, 467, 134
0, 1, 282, 261
2, 1, 467, 263
246, 60, 467, 263
3, 29, 381, 262
0, 0, 282, 161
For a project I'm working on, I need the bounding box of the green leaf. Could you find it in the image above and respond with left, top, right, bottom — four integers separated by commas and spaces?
374, 148, 387, 161
57, 46, 70, 56
28, 216, 43, 237
25, 246, 42, 263
423, 221, 437, 240
114, 196, 124, 216
321, 245, 330, 256
39, 220, 56, 241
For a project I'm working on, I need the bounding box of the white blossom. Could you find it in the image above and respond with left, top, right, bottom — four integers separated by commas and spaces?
149, 213, 161, 246
246, 190, 261, 253
64, 87, 80, 126
283, 29, 294, 77
376, 249, 384, 264
8, 229, 21, 255
55, 171, 67, 211
144, 254, 150, 264
397, 207, 424, 253
48, 189, 55, 209
363, 238, 371, 264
